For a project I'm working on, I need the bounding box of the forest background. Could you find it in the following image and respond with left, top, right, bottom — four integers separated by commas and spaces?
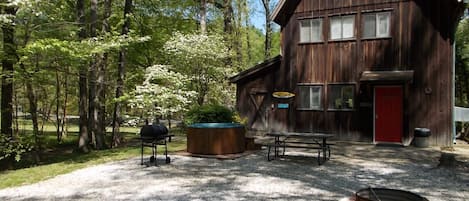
0, 0, 468, 169
0, 0, 280, 162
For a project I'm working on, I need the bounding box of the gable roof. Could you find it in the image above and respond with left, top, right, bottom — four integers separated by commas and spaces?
271, 0, 301, 26
229, 55, 281, 83
271, 0, 468, 26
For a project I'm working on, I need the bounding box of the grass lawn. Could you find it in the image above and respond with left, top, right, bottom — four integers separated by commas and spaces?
0, 121, 187, 189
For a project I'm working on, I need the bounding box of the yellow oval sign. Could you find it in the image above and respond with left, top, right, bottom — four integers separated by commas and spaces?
272, 91, 295, 99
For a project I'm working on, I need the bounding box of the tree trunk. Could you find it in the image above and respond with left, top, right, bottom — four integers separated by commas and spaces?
55, 70, 62, 142
20, 62, 40, 162
223, 0, 233, 36
261, 0, 272, 60
77, 0, 90, 153
13, 87, 19, 135
196, 78, 208, 105
62, 70, 68, 139
245, 9, 252, 65
112, 0, 132, 148
200, 0, 207, 34
223, 0, 234, 66
1, 5, 17, 138
234, 0, 245, 70
96, 0, 112, 148
88, 0, 106, 150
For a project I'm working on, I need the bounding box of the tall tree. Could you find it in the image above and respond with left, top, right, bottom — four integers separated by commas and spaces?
223, 0, 233, 35
261, 0, 272, 60
77, 0, 90, 153
223, 0, 234, 66
17, 12, 40, 160
97, 0, 112, 147
200, 0, 207, 34
244, 1, 252, 65
234, 0, 247, 70
55, 68, 62, 142
88, 0, 106, 149
112, 0, 132, 148
1, 2, 17, 137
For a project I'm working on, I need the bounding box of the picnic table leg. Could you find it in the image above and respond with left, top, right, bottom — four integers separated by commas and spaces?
141, 141, 144, 165
151, 142, 156, 165
267, 144, 273, 161
322, 138, 327, 162
317, 149, 323, 165
275, 136, 280, 158
282, 140, 286, 156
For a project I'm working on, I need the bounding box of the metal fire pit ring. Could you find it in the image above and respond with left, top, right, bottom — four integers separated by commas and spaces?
355, 188, 428, 201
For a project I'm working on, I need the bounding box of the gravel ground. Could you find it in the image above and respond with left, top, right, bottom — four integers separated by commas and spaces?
0, 142, 468, 201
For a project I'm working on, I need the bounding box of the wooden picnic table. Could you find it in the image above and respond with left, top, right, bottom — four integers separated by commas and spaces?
266, 132, 335, 165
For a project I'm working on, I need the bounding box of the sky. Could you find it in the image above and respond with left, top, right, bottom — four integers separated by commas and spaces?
249, 0, 280, 33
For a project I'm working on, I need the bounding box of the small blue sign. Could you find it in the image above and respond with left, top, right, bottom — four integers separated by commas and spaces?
277, 103, 289, 109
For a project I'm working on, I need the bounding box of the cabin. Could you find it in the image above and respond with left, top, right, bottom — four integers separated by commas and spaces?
230, 0, 468, 146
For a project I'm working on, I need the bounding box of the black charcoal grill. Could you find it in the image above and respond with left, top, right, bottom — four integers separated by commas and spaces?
139, 124, 174, 165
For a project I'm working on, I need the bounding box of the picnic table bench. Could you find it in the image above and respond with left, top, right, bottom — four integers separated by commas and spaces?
265, 132, 335, 165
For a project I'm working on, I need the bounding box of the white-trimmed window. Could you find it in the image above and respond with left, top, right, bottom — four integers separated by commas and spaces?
328, 84, 355, 110
298, 85, 322, 110
330, 15, 355, 40
362, 12, 391, 38
299, 18, 323, 43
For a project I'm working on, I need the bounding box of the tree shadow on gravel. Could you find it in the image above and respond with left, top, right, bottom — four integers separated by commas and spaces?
1, 142, 468, 201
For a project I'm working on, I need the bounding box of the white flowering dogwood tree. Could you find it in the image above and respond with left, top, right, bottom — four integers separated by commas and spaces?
127, 65, 196, 123
164, 32, 234, 105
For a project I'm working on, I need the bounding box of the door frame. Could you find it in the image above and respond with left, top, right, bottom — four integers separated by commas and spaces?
373, 85, 404, 144
249, 89, 268, 131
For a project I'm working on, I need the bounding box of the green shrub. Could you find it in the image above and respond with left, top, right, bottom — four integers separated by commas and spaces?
0, 135, 32, 162
185, 104, 234, 124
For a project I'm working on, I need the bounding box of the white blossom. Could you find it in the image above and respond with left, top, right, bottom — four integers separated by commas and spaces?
164, 32, 235, 104
127, 65, 197, 120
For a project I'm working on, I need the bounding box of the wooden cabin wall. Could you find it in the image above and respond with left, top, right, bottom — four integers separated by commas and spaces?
236, 68, 278, 131
407, 0, 454, 146
277, 0, 456, 144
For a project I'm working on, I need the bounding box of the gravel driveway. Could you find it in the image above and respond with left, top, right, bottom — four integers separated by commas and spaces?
0, 142, 468, 201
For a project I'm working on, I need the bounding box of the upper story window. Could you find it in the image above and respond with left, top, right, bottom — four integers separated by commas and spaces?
299, 18, 323, 43
298, 85, 322, 110
328, 84, 355, 110
362, 12, 391, 38
330, 15, 355, 40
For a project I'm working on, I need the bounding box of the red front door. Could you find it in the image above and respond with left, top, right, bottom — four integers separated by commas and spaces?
375, 86, 403, 143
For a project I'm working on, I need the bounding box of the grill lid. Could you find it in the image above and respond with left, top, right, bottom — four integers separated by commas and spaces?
140, 124, 168, 138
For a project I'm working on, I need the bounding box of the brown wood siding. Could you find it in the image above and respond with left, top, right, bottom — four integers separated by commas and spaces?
276, 0, 458, 145
236, 67, 278, 131
406, 0, 454, 146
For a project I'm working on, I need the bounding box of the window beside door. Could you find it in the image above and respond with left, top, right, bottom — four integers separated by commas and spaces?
298, 85, 323, 110
328, 84, 355, 110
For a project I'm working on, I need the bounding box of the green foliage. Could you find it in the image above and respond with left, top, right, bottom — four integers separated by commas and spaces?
456, 19, 469, 106
185, 104, 235, 124
233, 111, 248, 126
0, 135, 32, 162
0, 0, 282, 168
164, 32, 234, 105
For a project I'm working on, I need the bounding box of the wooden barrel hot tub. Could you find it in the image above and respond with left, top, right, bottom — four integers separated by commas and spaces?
187, 123, 245, 155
